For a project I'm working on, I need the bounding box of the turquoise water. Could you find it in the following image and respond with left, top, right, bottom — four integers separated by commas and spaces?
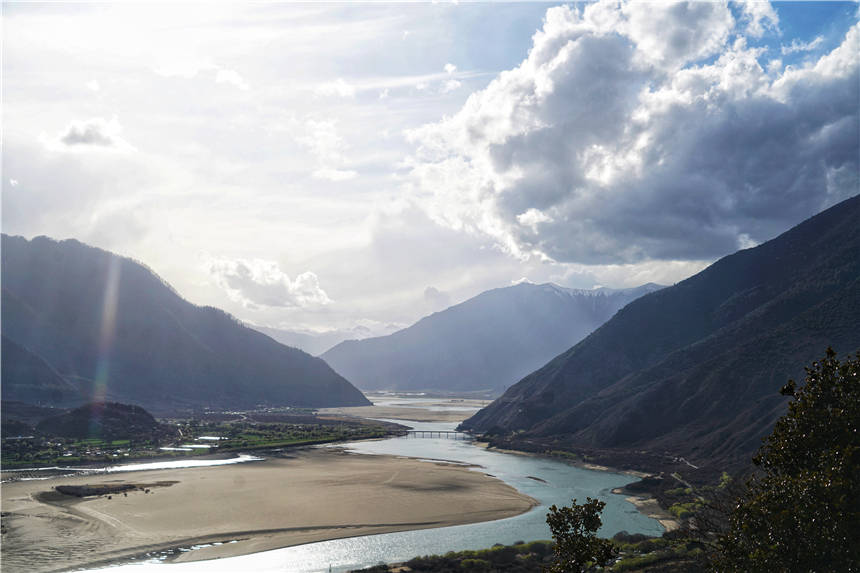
81, 416, 662, 573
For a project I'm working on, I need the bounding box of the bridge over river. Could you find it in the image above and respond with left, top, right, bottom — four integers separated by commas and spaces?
405, 430, 471, 440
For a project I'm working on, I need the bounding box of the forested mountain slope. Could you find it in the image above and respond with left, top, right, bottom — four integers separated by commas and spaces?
462, 195, 860, 468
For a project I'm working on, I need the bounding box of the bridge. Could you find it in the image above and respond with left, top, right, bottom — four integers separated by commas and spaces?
405, 430, 471, 440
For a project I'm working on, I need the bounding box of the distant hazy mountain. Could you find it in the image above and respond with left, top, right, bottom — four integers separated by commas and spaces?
1, 235, 370, 412
253, 324, 401, 356
322, 282, 663, 394
462, 195, 860, 469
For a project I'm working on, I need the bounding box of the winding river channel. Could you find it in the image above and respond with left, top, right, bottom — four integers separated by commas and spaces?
79, 401, 663, 573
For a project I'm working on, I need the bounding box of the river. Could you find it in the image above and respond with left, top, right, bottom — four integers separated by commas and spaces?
78, 399, 663, 573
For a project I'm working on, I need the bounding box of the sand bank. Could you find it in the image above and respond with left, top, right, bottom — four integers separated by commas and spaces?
0, 448, 537, 573
609, 489, 680, 532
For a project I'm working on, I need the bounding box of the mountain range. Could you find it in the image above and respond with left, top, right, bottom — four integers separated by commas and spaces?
253, 324, 401, 356
322, 282, 663, 394
1, 235, 370, 412
461, 195, 860, 470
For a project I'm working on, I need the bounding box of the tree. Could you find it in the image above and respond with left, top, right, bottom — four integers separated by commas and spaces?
714, 348, 860, 571
545, 496, 617, 572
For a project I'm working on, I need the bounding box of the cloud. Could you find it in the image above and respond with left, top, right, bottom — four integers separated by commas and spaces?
52, 116, 134, 150
738, 0, 779, 38
296, 119, 358, 180
86, 80, 101, 92
621, 1, 735, 69
781, 36, 825, 56
516, 208, 552, 231
444, 63, 457, 75
208, 257, 332, 309
313, 168, 358, 181
423, 286, 451, 311
315, 78, 356, 98
9, 178, 19, 187
155, 60, 251, 91
441, 79, 461, 93
215, 69, 250, 91
405, 1, 859, 265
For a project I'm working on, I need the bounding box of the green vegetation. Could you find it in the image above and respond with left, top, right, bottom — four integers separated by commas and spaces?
352, 541, 554, 572
1, 413, 397, 468
351, 533, 710, 573
546, 449, 581, 462
713, 349, 860, 571
546, 497, 617, 572
201, 420, 389, 451
668, 501, 703, 520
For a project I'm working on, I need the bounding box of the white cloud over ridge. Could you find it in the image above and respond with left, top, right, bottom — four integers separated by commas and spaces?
208, 257, 332, 309
406, 1, 860, 265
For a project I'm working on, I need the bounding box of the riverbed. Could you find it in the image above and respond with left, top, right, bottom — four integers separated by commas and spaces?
59, 398, 664, 573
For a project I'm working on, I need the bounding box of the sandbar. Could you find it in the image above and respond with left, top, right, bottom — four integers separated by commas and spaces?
0, 448, 537, 573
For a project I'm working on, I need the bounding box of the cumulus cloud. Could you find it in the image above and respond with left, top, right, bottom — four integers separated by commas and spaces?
52, 116, 134, 151
208, 257, 332, 309
738, 0, 779, 38
405, 1, 859, 265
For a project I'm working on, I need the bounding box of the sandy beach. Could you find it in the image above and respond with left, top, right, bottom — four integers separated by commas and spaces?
0, 448, 537, 573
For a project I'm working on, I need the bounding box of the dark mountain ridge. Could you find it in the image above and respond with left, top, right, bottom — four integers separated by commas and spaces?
461, 195, 860, 470
322, 282, 662, 394
36, 402, 164, 439
1, 235, 370, 412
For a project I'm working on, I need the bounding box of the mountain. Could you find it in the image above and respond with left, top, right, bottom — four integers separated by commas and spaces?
321, 282, 663, 394
461, 195, 860, 470
1, 334, 79, 405
1, 235, 370, 411
253, 324, 401, 356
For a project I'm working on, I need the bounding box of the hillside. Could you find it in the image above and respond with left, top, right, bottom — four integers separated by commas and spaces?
36, 402, 165, 439
1, 334, 79, 405
322, 283, 662, 394
1, 235, 370, 411
461, 195, 860, 470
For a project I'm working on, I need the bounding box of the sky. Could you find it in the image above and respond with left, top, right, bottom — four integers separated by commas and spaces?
2, 1, 858, 337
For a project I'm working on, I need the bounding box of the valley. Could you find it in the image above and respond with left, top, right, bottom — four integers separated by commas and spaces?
0, 397, 669, 573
